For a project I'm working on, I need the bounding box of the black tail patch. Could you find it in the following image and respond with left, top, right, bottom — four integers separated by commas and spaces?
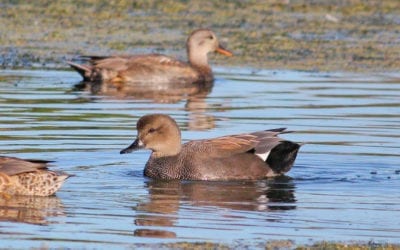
266, 141, 300, 174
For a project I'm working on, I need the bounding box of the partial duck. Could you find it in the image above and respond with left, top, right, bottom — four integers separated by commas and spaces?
0, 156, 70, 196
120, 114, 301, 181
67, 29, 232, 89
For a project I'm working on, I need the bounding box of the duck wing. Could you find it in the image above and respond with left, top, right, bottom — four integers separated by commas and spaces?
0, 156, 52, 176
87, 54, 186, 69
186, 128, 287, 158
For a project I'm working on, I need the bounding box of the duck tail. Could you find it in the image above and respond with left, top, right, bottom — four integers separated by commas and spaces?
67, 61, 92, 81
266, 141, 301, 174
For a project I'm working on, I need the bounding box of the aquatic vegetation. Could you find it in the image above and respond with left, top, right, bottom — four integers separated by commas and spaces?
0, 0, 400, 71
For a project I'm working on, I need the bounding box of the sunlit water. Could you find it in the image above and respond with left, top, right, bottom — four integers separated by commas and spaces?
0, 69, 399, 248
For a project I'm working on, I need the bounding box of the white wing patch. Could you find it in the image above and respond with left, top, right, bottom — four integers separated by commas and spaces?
256, 151, 270, 161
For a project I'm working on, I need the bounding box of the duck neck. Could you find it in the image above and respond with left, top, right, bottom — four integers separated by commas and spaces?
152, 143, 181, 158
188, 49, 212, 78
152, 130, 182, 158
188, 51, 208, 67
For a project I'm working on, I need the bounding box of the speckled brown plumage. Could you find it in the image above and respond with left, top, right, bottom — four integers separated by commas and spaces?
120, 114, 301, 181
0, 156, 70, 196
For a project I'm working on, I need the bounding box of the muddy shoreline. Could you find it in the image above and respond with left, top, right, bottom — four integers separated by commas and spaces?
1, 0, 400, 72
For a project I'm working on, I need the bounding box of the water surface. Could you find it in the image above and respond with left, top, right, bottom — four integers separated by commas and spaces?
0, 69, 399, 248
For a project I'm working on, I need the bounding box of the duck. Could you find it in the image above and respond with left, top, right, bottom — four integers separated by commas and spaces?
67, 29, 232, 88
0, 156, 70, 197
120, 114, 301, 181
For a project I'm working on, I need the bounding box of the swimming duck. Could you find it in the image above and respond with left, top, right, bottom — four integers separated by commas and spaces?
120, 114, 301, 181
67, 29, 232, 87
0, 156, 70, 196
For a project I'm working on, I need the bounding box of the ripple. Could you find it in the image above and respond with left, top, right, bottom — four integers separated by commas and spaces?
0, 69, 399, 247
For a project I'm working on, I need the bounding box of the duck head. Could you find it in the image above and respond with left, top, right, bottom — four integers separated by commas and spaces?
120, 114, 182, 157
186, 29, 232, 67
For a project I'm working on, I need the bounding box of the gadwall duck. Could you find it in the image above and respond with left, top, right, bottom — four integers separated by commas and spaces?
0, 156, 70, 196
67, 29, 232, 87
120, 114, 301, 180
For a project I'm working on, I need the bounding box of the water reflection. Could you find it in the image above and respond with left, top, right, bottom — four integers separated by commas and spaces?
0, 195, 65, 225
73, 81, 216, 130
134, 177, 296, 238
3, 69, 399, 245
73, 81, 213, 103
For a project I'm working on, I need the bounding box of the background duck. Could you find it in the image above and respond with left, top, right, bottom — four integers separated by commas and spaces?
120, 114, 301, 181
0, 156, 70, 197
67, 29, 232, 89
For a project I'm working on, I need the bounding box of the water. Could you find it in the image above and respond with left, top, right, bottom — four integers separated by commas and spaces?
0, 69, 399, 248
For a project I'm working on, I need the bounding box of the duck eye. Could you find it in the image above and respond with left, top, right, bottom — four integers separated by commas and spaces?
209, 35, 214, 40
148, 128, 156, 133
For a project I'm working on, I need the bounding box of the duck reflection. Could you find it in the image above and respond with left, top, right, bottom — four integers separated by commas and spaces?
73, 79, 212, 102
0, 195, 65, 225
73, 81, 216, 131
133, 177, 296, 238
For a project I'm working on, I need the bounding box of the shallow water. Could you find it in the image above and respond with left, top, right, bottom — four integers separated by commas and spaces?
0, 69, 399, 248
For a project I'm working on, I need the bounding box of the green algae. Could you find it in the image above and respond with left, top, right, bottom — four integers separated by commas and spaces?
1, 0, 400, 72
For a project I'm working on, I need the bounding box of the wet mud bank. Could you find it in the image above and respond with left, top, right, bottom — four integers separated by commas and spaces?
1, 0, 400, 72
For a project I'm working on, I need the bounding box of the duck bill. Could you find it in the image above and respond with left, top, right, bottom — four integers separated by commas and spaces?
216, 46, 233, 57
120, 138, 144, 154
